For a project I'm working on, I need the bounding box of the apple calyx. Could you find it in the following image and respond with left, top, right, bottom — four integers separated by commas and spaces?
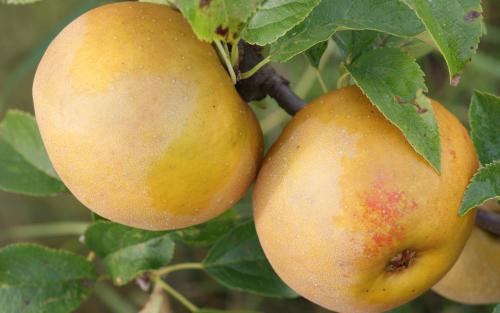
386, 249, 416, 272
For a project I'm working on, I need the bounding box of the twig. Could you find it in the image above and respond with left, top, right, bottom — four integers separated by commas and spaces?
230, 39, 240, 67
214, 40, 237, 84
153, 262, 203, 277
236, 42, 306, 115
313, 67, 328, 93
156, 279, 199, 312
476, 208, 500, 236
240, 56, 271, 79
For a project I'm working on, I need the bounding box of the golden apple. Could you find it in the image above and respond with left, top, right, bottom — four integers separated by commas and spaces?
433, 200, 500, 304
33, 2, 262, 230
253, 86, 478, 312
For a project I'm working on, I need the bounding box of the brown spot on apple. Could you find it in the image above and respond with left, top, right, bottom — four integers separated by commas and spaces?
449, 149, 457, 160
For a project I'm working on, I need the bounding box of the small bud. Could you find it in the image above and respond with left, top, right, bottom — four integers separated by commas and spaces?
136, 275, 151, 292
451, 74, 461, 86
216, 25, 229, 37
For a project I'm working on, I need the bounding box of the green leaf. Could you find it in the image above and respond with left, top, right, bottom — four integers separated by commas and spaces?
493, 304, 500, 313
0, 0, 43, 4
269, 9, 335, 62
0, 111, 65, 196
345, 47, 441, 173
241, 0, 321, 46
469, 91, 500, 166
203, 221, 296, 298
0, 243, 96, 313
0, 110, 57, 178
402, 0, 483, 81
327, 0, 424, 36
0, 110, 65, 196
0, 138, 66, 196
84, 221, 175, 285
176, 0, 264, 42
173, 209, 239, 248
197, 309, 261, 313
334, 30, 380, 61
304, 41, 328, 68
459, 161, 500, 216
270, 0, 424, 62
392, 37, 434, 60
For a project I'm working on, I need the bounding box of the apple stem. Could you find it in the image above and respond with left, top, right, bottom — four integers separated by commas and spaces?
476, 208, 500, 236
236, 42, 306, 115
214, 39, 237, 84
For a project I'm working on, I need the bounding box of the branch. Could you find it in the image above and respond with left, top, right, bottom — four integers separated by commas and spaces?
236, 42, 306, 115
153, 262, 203, 277
476, 208, 500, 236
156, 279, 198, 313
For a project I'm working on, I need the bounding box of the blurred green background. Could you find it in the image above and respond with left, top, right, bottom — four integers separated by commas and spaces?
0, 1, 499, 312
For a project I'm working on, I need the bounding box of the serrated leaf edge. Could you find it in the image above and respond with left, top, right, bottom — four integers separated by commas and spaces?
401, 0, 482, 81
0, 243, 97, 284
459, 160, 500, 216
242, 0, 321, 46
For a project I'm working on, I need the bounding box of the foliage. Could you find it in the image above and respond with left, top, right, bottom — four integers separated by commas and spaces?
402, 0, 483, 81
460, 161, 500, 215
345, 47, 441, 172
470, 91, 500, 166
460, 91, 500, 215
0, 111, 65, 196
0, 244, 96, 313
202, 221, 297, 298
270, 0, 424, 62
173, 209, 239, 248
84, 221, 175, 285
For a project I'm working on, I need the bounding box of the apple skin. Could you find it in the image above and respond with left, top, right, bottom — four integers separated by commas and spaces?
33, 2, 262, 230
253, 86, 478, 312
433, 200, 500, 304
